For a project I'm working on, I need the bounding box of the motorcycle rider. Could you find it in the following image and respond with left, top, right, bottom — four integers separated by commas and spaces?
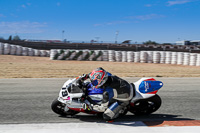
78, 67, 133, 120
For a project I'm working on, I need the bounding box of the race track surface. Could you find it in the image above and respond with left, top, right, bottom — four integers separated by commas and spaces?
0, 77, 200, 125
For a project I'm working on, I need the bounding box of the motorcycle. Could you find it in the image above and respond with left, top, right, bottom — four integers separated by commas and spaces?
51, 77, 163, 119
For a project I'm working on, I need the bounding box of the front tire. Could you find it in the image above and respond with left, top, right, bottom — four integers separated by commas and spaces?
51, 99, 79, 116
129, 94, 162, 116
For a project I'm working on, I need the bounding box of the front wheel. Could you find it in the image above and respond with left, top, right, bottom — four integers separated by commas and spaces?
51, 99, 79, 116
129, 94, 162, 116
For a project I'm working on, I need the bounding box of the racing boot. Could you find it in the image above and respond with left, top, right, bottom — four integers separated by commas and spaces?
103, 101, 128, 120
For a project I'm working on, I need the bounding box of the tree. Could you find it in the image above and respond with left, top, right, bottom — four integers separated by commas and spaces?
8, 35, 12, 41
122, 40, 132, 44
13, 35, 21, 41
143, 40, 158, 45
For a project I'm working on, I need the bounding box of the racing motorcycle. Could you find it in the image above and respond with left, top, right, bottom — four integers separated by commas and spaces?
51, 77, 163, 118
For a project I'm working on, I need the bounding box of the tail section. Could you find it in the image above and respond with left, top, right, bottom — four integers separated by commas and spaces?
139, 79, 163, 94
131, 78, 163, 102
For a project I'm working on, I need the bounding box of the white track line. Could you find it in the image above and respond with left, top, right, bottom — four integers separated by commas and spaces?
0, 122, 200, 133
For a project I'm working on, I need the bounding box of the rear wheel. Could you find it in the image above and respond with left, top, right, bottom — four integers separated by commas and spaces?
129, 94, 162, 116
51, 99, 79, 116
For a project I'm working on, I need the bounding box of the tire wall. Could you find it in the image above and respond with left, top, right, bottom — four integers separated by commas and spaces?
50, 49, 200, 66
0, 43, 50, 57
1, 42, 198, 67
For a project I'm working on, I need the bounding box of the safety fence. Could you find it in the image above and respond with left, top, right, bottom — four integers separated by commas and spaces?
50, 49, 200, 66
0, 43, 50, 57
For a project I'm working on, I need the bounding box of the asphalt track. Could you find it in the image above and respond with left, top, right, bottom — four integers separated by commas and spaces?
1, 77, 200, 133
0, 77, 200, 125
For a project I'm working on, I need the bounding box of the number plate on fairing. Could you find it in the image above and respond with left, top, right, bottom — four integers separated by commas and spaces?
62, 91, 68, 97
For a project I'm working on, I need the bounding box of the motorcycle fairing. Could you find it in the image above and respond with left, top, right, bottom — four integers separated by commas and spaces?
87, 83, 114, 104
131, 77, 163, 102
87, 83, 104, 103
139, 80, 163, 94
87, 83, 104, 95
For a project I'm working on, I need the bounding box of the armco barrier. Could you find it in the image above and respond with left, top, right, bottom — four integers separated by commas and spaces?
50, 49, 200, 67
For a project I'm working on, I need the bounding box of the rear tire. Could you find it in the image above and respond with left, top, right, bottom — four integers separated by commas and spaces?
51, 99, 79, 116
129, 94, 162, 116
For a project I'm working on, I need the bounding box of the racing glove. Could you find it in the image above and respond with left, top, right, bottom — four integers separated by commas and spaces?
81, 74, 89, 80
76, 74, 89, 91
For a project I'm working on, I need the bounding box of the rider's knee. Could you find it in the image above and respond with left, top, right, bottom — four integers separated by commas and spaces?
102, 91, 109, 103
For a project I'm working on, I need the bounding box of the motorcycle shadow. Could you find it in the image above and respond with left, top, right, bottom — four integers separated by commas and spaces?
59, 113, 195, 127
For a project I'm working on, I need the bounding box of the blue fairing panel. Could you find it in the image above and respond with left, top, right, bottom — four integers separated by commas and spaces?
87, 83, 114, 101
139, 81, 163, 93
87, 83, 104, 95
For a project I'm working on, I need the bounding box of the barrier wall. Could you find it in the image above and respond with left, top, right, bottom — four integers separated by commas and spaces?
0, 43, 50, 57
1, 43, 199, 67
50, 49, 200, 66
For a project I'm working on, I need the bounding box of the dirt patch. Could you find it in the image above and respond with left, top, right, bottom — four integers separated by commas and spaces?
0, 55, 200, 78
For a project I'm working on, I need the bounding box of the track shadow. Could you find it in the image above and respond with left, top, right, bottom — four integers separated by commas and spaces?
109, 114, 195, 127
59, 113, 195, 127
